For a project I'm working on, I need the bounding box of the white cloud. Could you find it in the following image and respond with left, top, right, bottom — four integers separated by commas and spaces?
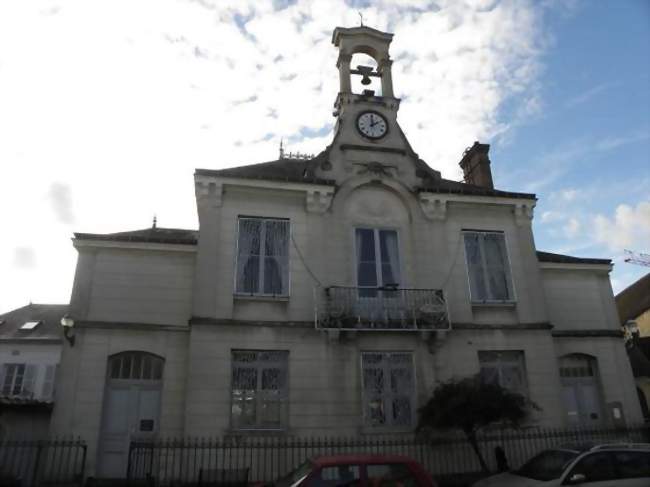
0, 0, 551, 311
594, 201, 650, 252
563, 217, 581, 238
565, 82, 609, 108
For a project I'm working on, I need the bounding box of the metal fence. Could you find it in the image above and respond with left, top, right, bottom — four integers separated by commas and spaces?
127, 424, 650, 486
0, 437, 87, 486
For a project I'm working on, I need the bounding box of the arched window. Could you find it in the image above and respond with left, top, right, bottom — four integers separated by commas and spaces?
559, 354, 604, 426
107, 352, 163, 381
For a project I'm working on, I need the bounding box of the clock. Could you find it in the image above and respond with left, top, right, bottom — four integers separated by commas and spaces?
356, 111, 388, 139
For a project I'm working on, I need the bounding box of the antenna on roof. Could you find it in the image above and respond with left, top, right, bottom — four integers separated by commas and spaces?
279, 138, 285, 159
152, 215, 157, 229
358, 11, 364, 26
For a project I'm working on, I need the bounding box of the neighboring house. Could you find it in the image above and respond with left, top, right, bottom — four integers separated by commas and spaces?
0, 303, 65, 439
49, 26, 642, 478
616, 272, 650, 420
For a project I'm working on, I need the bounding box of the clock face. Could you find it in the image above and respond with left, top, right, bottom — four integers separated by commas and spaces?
357, 111, 388, 139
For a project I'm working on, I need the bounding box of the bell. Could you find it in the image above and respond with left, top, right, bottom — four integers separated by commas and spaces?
361, 74, 372, 85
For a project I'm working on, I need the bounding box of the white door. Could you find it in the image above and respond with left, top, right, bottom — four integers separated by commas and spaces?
559, 355, 604, 426
98, 353, 163, 477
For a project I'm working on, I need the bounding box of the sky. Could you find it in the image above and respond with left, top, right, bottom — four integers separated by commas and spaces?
0, 0, 648, 312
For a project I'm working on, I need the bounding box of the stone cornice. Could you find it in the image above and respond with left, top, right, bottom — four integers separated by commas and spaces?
452, 322, 554, 330
417, 194, 535, 222
539, 262, 612, 273
552, 329, 623, 338
190, 316, 313, 328
76, 320, 190, 332
73, 239, 197, 253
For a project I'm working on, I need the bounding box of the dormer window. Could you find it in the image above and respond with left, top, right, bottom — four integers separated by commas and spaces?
235, 217, 290, 297
20, 321, 41, 330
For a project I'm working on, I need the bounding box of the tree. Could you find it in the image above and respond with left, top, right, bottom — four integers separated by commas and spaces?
417, 375, 539, 473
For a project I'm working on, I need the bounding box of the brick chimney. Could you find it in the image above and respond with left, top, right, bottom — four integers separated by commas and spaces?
459, 141, 494, 189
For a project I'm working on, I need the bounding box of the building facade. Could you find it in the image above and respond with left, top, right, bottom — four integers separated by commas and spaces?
0, 303, 65, 439
50, 26, 642, 477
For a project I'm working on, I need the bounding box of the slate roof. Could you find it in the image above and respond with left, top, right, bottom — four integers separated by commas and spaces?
616, 272, 650, 325
195, 155, 536, 200
536, 251, 612, 265
0, 303, 67, 340
74, 227, 199, 245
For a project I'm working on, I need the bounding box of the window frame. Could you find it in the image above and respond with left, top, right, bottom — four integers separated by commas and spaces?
360, 351, 416, 431
234, 216, 291, 298
478, 350, 529, 397
1, 363, 36, 398
229, 349, 289, 432
462, 230, 516, 304
354, 227, 403, 292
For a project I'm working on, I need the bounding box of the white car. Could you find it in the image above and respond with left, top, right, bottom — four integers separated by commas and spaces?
472, 443, 650, 486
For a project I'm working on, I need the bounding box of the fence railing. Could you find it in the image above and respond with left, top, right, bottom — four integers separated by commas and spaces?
0, 437, 87, 487
316, 286, 450, 331
127, 424, 650, 485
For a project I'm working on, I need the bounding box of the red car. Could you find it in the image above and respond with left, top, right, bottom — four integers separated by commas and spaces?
269, 454, 438, 487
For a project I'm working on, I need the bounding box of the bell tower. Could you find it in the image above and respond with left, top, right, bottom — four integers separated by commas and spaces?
315, 25, 440, 188
333, 26, 395, 99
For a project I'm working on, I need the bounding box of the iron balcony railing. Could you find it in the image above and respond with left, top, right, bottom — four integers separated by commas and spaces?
316, 286, 450, 331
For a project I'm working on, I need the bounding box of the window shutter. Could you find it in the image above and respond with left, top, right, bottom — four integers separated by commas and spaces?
0, 365, 6, 395
23, 364, 37, 398
42, 365, 56, 400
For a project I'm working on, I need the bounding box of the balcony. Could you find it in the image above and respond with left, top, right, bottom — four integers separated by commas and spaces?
316, 286, 450, 331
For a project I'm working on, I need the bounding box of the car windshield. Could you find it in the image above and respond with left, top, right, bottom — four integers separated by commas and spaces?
274, 461, 314, 487
515, 449, 579, 481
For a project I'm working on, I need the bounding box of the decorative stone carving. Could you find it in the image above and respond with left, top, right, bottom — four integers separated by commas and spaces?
195, 181, 223, 209
306, 188, 334, 214
419, 194, 447, 221
514, 202, 535, 226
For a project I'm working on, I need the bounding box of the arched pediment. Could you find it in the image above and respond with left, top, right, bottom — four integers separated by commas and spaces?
334, 177, 415, 225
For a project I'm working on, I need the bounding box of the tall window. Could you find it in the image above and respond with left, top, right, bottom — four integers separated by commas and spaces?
356, 228, 401, 297
1, 363, 36, 398
236, 218, 289, 296
559, 354, 603, 426
231, 350, 288, 430
478, 351, 528, 396
362, 352, 415, 429
463, 231, 514, 302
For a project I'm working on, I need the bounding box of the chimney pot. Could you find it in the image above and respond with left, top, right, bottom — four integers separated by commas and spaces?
459, 141, 494, 189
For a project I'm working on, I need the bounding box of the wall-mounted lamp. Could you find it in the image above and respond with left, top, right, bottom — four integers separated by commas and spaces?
60, 314, 75, 347
623, 320, 639, 347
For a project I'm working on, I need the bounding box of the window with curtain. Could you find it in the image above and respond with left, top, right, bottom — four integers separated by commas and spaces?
0, 363, 37, 398
362, 352, 415, 429
463, 231, 514, 302
478, 350, 528, 397
356, 228, 401, 297
231, 350, 288, 430
236, 218, 290, 296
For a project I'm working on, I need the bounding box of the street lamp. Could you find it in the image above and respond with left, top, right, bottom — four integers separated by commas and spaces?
60, 314, 75, 347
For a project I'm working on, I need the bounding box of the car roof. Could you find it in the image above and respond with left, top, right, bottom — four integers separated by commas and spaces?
311, 454, 418, 467
553, 442, 650, 453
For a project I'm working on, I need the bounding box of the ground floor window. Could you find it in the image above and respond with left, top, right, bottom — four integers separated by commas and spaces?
478, 350, 528, 396
361, 352, 415, 429
231, 350, 289, 430
559, 354, 604, 426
